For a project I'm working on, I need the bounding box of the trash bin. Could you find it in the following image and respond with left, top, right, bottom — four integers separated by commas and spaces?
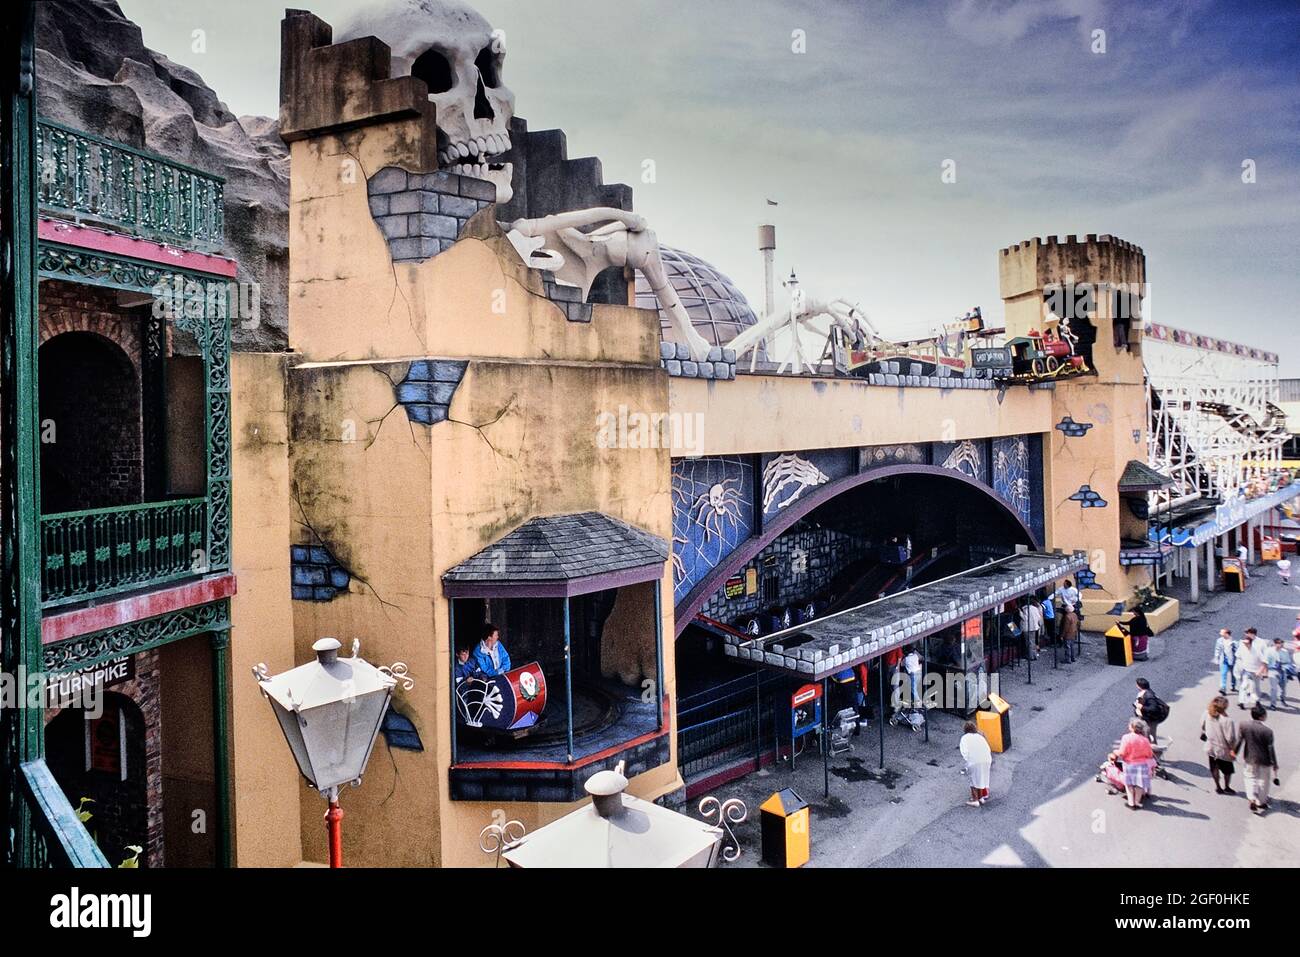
1261, 538, 1281, 562
760, 788, 810, 868
1105, 625, 1133, 666
1223, 559, 1246, 592
976, 693, 1011, 752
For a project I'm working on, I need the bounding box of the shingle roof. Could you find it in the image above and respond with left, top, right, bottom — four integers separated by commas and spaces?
1118, 460, 1174, 492
443, 512, 668, 589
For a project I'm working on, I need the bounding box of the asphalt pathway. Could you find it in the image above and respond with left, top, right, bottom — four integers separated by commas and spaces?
867, 570, 1300, 867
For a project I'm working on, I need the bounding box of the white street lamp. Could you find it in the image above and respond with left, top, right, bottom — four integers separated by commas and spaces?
253, 637, 413, 866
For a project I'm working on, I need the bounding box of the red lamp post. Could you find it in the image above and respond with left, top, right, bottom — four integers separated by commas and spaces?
253, 637, 412, 867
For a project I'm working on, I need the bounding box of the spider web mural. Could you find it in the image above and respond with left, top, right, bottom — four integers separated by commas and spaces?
992, 435, 1034, 531
934, 439, 987, 483
672, 456, 756, 605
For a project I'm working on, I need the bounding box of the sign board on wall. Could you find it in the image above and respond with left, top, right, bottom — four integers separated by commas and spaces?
962, 617, 982, 639
745, 568, 758, 595
48, 656, 134, 710
970, 347, 1013, 371
724, 576, 746, 600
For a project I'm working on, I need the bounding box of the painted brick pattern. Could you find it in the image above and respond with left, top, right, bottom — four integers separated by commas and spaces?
658, 341, 737, 380
291, 544, 351, 602
394, 359, 467, 426
1069, 484, 1108, 508
367, 167, 495, 264
38, 280, 144, 372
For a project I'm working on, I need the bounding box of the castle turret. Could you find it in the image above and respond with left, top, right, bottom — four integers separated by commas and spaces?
1002, 235, 1155, 619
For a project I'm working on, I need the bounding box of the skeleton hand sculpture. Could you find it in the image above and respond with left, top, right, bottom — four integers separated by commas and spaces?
727, 282, 883, 375
506, 208, 714, 363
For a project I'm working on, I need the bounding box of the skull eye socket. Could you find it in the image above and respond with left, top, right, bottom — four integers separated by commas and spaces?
412, 47, 455, 95
475, 45, 501, 88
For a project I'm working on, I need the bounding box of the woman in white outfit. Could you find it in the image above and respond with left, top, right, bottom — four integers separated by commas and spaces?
959, 721, 993, 806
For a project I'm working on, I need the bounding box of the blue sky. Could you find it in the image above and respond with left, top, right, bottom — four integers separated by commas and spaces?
120, 0, 1300, 372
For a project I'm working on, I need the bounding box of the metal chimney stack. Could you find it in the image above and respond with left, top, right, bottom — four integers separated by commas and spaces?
758, 224, 776, 319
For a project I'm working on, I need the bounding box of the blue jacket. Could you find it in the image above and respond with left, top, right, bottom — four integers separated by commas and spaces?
472, 641, 512, 676
454, 659, 478, 683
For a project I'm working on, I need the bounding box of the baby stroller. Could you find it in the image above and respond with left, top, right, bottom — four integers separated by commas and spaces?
889, 706, 926, 732
1095, 754, 1126, 794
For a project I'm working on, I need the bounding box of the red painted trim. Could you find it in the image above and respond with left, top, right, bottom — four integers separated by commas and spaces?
39, 217, 238, 278
42, 573, 238, 644
452, 699, 671, 772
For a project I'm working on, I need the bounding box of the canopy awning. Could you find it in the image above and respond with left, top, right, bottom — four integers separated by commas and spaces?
1118, 460, 1175, 492
442, 511, 668, 598
724, 550, 1088, 681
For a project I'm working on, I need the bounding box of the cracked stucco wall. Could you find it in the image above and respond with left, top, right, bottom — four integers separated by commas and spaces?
283, 118, 677, 867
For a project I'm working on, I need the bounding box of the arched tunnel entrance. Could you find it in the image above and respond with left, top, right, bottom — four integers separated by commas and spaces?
674, 466, 1037, 787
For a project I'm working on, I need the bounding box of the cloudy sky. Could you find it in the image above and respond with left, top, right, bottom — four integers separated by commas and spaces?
120, 0, 1300, 372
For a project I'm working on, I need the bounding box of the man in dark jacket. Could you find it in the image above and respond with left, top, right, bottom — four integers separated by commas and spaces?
1239, 704, 1279, 813
1134, 677, 1168, 743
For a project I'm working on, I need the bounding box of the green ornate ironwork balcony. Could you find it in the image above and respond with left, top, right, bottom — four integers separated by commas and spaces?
35, 119, 225, 251
40, 498, 208, 607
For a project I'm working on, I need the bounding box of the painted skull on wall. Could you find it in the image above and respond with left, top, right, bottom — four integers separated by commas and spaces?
336, 0, 517, 202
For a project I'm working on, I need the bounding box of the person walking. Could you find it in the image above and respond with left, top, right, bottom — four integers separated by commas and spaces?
1213, 628, 1237, 694
1238, 704, 1280, 814
1118, 718, 1157, 809
959, 721, 992, 806
1199, 695, 1240, 794
1265, 637, 1293, 709
1236, 630, 1266, 710
1278, 557, 1292, 585
1134, 677, 1169, 744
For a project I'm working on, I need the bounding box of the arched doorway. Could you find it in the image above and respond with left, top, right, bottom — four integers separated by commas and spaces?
38, 331, 142, 513
45, 692, 149, 867
674, 466, 1038, 787
677, 464, 1037, 634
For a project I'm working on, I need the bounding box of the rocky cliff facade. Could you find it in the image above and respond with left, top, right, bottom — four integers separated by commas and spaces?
35, 0, 290, 351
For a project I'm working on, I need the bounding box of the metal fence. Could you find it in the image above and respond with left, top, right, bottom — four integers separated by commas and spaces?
36, 119, 225, 251
40, 497, 208, 606
677, 671, 788, 782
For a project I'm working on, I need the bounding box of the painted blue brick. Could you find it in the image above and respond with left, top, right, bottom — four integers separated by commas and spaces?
329, 568, 350, 589
313, 586, 337, 601
367, 194, 390, 217
293, 565, 326, 586
459, 177, 496, 201
681, 361, 699, 377
664, 359, 682, 376
438, 193, 480, 217
405, 403, 448, 425
397, 381, 458, 405
376, 215, 408, 240
368, 167, 408, 194
390, 190, 439, 215
291, 585, 314, 601
416, 171, 458, 192
291, 545, 310, 563
309, 546, 331, 564
409, 213, 460, 240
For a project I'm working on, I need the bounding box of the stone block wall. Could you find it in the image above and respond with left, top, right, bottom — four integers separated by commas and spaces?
367, 167, 496, 264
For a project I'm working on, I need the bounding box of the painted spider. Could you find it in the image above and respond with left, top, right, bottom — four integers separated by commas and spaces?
691, 479, 743, 542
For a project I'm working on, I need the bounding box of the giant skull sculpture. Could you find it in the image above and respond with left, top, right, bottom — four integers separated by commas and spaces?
337, 0, 517, 203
